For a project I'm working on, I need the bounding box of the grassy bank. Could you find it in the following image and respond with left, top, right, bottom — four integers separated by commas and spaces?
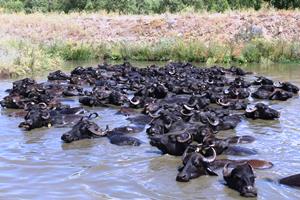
1, 38, 300, 78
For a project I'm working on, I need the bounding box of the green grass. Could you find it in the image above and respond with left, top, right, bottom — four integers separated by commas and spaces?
0, 40, 64, 78
1, 38, 300, 78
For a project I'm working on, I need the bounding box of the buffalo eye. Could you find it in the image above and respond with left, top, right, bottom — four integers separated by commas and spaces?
192, 157, 201, 167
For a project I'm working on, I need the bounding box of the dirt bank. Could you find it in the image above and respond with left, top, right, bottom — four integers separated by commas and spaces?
0, 11, 300, 44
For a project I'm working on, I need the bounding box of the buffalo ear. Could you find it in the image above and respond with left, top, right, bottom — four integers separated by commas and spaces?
177, 165, 184, 172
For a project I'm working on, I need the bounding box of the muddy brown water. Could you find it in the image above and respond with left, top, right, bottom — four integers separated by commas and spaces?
0, 62, 300, 199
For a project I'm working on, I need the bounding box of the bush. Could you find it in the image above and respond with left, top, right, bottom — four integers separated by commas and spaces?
1, 0, 24, 12
24, 0, 49, 13
270, 0, 300, 9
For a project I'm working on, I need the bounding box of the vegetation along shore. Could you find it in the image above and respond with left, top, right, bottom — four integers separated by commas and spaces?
0, 9, 300, 77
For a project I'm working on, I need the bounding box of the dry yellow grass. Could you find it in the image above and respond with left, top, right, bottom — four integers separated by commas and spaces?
0, 10, 299, 44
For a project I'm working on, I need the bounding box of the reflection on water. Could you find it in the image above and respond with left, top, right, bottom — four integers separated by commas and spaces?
0, 62, 299, 199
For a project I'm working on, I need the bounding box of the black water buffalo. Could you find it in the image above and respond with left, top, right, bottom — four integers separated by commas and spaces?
252, 76, 274, 85
106, 125, 144, 146
61, 115, 143, 146
275, 81, 299, 94
245, 103, 280, 120
216, 98, 248, 110
61, 114, 106, 143
176, 147, 217, 182
149, 126, 256, 156
79, 87, 128, 107
176, 146, 272, 182
149, 131, 193, 156
19, 103, 84, 130
252, 85, 293, 101
48, 70, 70, 81
223, 163, 257, 197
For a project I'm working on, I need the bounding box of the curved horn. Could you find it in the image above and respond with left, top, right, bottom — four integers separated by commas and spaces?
274, 81, 283, 88
88, 113, 99, 119
207, 116, 220, 126
183, 104, 194, 111
236, 81, 242, 86
130, 97, 140, 106
169, 68, 176, 75
149, 111, 160, 119
164, 121, 172, 130
202, 147, 216, 163
177, 132, 192, 143
37, 87, 44, 93
223, 163, 231, 177
88, 126, 107, 136
256, 76, 262, 83
182, 88, 191, 94
181, 109, 194, 117
217, 98, 230, 107
38, 102, 47, 109
207, 79, 214, 84
246, 105, 257, 113
148, 87, 155, 93
41, 112, 50, 120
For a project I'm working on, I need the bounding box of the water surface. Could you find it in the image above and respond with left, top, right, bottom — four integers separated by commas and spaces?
0, 62, 299, 199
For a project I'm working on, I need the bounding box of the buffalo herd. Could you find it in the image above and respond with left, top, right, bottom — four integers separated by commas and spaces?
1, 62, 300, 197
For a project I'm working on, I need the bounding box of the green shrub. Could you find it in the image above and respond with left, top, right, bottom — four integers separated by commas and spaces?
208, 0, 230, 12
242, 42, 262, 63
0, 0, 270, 14
1, 0, 24, 12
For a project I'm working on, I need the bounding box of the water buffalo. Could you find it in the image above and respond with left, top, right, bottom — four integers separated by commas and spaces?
149, 126, 256, 156
176, 147, 217, 182
106, 125, 144, 146
177, 144, 272, 183
245, 103, 280, 120
61, 115, 143, 146
79, 87, 128, 107
48, 70, 70, 81
216, 98, 248, 110
19, 103, 84, 130
275, 81, 299, 94
223, 163, 257, 197
149, 131, 193, 156
252, 85, 293, 101
61, 113, 106, 143
252, 76, 274, 86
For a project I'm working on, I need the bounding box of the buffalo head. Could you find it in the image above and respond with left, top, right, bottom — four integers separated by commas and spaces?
149, 131, 193, 156
19, 103, 51, 130
61, 113, 107, 143
245, 103, 280, 120
223, 163, 257, 197
176, 146, 217, 182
